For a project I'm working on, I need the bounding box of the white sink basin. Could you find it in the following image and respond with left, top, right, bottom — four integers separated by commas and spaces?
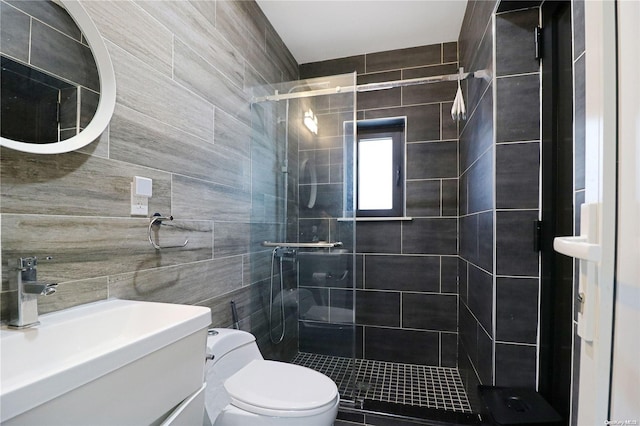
1, 299, 211, 424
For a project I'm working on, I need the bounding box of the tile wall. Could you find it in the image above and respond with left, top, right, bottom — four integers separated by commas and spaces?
458, 0, 498, 398
300, 42, 461, 367
0, 0, 298, 357
493, 6, 541, 388
458, 0, 543, 399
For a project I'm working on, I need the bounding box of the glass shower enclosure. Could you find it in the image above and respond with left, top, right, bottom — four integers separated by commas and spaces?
249, 73, 358, 402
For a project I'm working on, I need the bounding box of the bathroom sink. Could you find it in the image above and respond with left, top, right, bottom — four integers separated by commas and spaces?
0, 299, 211, 425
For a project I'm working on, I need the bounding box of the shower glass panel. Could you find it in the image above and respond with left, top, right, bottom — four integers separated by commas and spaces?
249, 73, 357, 401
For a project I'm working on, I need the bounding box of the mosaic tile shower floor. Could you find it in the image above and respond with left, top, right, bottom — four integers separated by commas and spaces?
291, 352, 473, 414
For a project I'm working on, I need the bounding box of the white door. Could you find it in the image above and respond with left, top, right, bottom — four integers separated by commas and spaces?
609, 0, 640, 421
553, 0, 617, 424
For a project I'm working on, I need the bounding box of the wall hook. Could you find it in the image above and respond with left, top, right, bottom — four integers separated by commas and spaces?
148, 213, 189, 250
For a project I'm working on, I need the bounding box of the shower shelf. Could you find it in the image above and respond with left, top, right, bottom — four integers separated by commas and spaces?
262, 241, 343, 248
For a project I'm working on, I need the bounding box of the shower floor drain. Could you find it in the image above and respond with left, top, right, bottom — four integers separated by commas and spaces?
292, 352, 472, 413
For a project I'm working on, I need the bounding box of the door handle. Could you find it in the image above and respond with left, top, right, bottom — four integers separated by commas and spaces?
553, 203, 600, 342
553, 236, 601, 262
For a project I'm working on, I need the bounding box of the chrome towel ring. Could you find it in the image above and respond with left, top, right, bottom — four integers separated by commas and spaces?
148, 213, 189, 250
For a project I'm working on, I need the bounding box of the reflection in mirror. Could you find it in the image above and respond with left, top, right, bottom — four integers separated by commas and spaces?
0, 1, 99, 144
0, 0, 115, 154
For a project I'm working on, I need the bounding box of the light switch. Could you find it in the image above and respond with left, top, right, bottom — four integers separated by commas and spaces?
131, 176, 152, 216
133, 176, 152, 197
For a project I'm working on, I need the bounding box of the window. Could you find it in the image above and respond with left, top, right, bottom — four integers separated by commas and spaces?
355, 119, 405, 217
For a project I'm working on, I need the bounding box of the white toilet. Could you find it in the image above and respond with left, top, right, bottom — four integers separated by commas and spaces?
204, 328, 339, 426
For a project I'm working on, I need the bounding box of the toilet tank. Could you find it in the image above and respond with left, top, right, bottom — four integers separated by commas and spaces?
206, 329, 263, 381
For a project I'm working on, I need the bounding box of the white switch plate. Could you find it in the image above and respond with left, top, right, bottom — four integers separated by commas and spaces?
131, 182, 149, 216
133, 176, 153, 197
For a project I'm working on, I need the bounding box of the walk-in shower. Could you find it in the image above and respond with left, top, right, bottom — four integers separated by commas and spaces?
249, 69, 484, 424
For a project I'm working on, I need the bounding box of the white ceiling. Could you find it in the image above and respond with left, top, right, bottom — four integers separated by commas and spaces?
256, 0, 468, 65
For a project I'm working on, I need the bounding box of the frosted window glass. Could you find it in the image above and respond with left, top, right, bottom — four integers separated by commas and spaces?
358, 137, 393, 210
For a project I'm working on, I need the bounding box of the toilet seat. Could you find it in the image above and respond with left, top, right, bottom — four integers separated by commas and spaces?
224, 360, 339, 418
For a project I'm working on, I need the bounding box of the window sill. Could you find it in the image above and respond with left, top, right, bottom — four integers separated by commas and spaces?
336, 216, 413, 222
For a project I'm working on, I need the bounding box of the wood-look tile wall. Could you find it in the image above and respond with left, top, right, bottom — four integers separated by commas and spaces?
0, 0, 298, 333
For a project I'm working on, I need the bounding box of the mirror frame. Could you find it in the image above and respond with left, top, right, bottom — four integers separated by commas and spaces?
0, 0, 116, 154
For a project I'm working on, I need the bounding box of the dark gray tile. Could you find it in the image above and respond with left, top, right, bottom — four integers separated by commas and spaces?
402, 218, 458, 255
59, 128, 76, 141
407, 141, 458, 180
477, 211, 494, 273
572, 0, 585, 59
495, 343, 537, 387
496, 210, 540, 276
443, 42, 458, 63
496, 142, 540, 209
496, 277, 539, 344
1, 2, 30, 62
299, 219, 331, 243
357, 70, 402, 111
317, 110, 353, 138
30, 20, 99, 91
299, 183, 343, 219
402, 81, 457, 106
59, 87, 78, 130
441, 102, 459, 140
357, 88, 401, 111
460, 0, 497, 69
460, 87, 493, 173
403, 293, 457, 332
574, 55, 585, 190
356, 221, 401, 254
300, 55, 365, 79
468, 264, 493, 335
442, 179, 458, 217
330, 288, 354, 316
365, 255, 440, 292
441, 256, 458, 293
463, 23, 493, 123
441, 332, 458, 367
79, 88, 99, 128
366, 44, 442, 73
299, 321, 356, 358
459, 214, 477, 262
496, 74, 540, 143
364, 326, 440, 365
459, 170, 469, 216
459, 304, 478, 365
468, 149, 494, 214
459, 258, 469, 303
406, 180, 440, 217
477, 328, 493, 384
458, 344, 483, 411
403, 63, 459, 80
365, 104, 440, 142
7, 0, 81, 40
496, 8, 540, 76
356, 290, 400, 327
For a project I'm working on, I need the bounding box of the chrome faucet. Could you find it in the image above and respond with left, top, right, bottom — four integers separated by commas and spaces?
8, 256, 58, 329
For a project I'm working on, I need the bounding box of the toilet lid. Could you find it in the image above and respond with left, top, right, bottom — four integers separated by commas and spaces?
224, 360, 338, 417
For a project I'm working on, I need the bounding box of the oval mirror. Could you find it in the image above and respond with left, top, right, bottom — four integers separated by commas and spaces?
0, 0, 115, 154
